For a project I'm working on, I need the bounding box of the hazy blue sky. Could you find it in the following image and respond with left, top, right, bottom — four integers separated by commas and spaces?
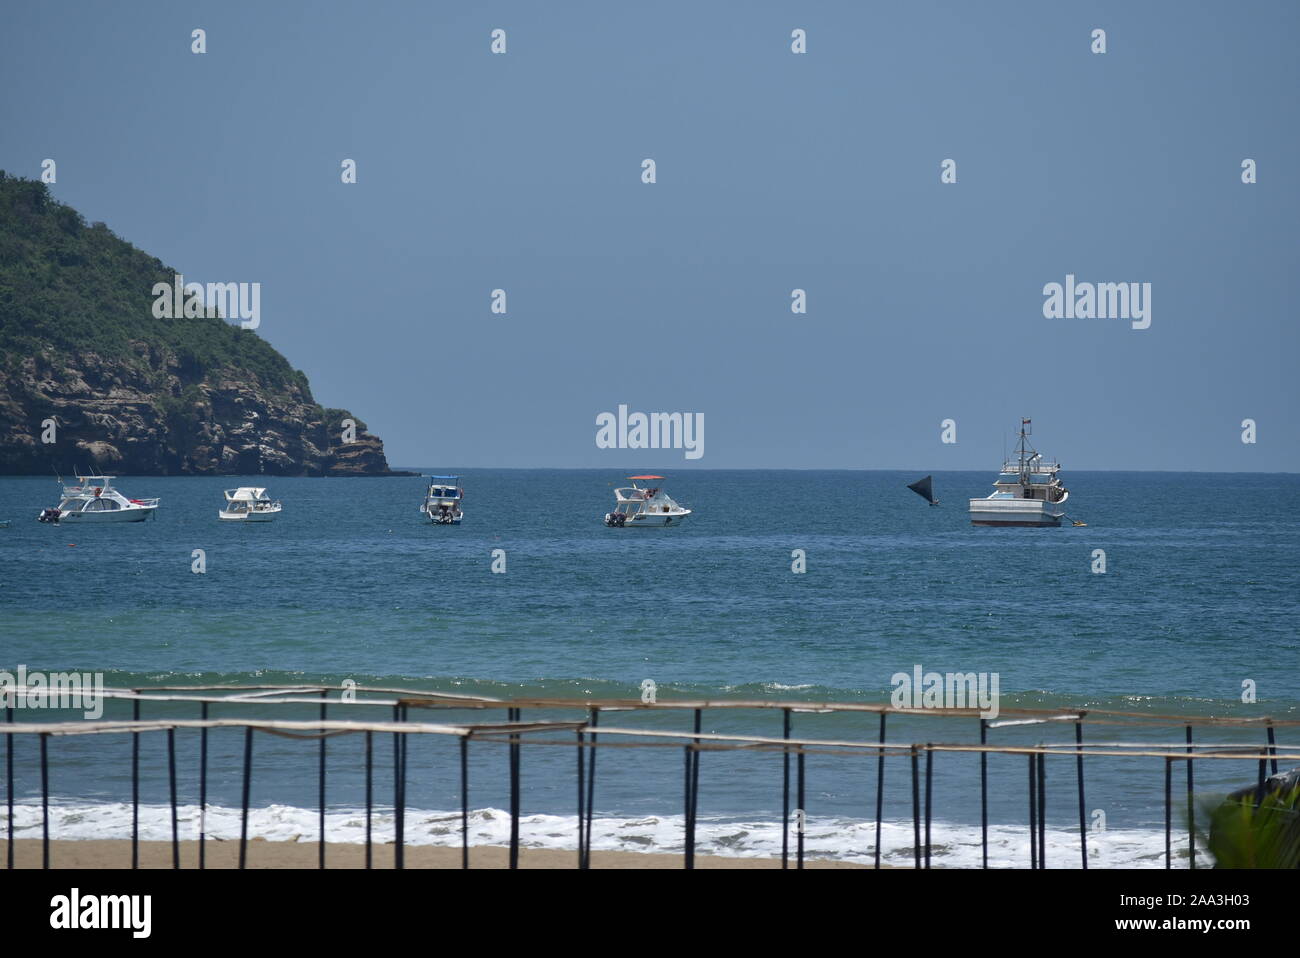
3, 1, 1297, 470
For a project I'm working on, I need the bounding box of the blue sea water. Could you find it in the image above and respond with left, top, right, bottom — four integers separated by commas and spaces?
0, 470, 1297, 866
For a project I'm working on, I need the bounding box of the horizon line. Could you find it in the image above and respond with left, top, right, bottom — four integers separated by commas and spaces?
392, 465, 1299, 476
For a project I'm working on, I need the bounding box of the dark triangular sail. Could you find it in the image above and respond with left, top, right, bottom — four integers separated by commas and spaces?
907, 475, 937, 505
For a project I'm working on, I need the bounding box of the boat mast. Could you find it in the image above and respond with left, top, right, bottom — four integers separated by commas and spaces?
1017, 418, 1031, 482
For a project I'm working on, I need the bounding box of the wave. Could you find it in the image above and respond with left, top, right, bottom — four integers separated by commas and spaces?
3, 801, 1176, 869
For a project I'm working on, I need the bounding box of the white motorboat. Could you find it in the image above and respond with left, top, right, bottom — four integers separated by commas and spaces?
37, 475, 159, 524
969, 420, 1071, 527
420, 475, 464, 524
604, 475, 691, 527
219, 487, 282, 521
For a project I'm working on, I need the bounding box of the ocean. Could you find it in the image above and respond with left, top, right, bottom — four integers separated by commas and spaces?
1, 469, 1297, 867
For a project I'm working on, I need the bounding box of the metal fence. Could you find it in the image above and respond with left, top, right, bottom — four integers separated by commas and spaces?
3, 684, 1296, 869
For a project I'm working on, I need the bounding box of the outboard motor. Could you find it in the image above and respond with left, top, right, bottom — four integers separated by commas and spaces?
37, 507, 61, 524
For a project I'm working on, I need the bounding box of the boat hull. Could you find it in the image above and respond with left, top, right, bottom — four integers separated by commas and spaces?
969, 498, 1063, 528
622, 513, 689, 527
53, 508, 155, 523
219, 511, 277, 521
970, 517, 1062, 527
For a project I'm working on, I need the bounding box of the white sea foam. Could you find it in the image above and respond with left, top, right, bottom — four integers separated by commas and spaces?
3, 801, 1176, 868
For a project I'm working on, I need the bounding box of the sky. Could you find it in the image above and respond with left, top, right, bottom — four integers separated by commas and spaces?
2, 1, 1297, 471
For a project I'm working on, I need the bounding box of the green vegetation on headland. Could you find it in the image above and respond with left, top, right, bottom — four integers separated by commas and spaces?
0, 172, 404, 475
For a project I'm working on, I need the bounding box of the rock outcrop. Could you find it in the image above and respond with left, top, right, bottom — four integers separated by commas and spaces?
0, 172, 405, 476
0, 348, 394, 476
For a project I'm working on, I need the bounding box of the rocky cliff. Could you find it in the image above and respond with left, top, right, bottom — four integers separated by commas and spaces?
0, 172, 403, 476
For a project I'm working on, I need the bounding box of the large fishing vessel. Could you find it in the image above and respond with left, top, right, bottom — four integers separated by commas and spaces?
969, 420, 1070, 527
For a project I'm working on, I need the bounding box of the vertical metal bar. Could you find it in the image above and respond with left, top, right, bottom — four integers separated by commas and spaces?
199, 701, 208, 870
910, 747, 920, 869
924, 745, 933, 869
1255, 752, 1267, 805
980, 718, 988, 869
6, 701, 13, 870
400, 704, 408, 830
797, 748, 806, 870
508, 706, 520, 870
319, 700, 327, 869
583, 708, 599, 869
683, 744, 695, 869
875, 713, 886, 870
1076, 721, 1087, 869
1037, 745, 1046, 870
131, 697, 139, 869
239, 726, 253, 870
688, 708, 701, 866
168, 727, 179, 869
576, 728, 586, 869
1267, 725, 1278, 775
682, 737, 690, 863
782, 708, 791, 869
391, 705, 400, 867
1027, 753, 1037, 869
392, 704, 405, 870
460, 733, 470, 870
1185, 725, 1195, 870
364, 730, 372, 870
395, 701, 405, 868
40, 732, 49, 869
1170, 759, 1180, 868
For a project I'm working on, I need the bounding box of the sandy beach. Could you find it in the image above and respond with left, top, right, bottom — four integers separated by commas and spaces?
1, 838, 871, 869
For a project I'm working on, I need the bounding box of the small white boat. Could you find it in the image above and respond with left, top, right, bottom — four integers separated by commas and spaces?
604, 475, 691, 527
219, 487, 282, 521
420, 475, 464, 524
37, 475, 159, 524
969, 420, 1070, 527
